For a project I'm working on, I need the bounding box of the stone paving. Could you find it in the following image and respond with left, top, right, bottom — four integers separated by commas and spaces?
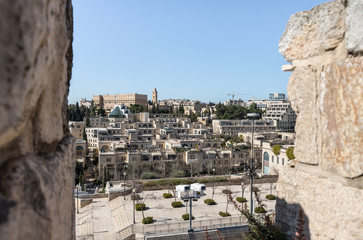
76, 183, 277, 239
121, 184, 276, 225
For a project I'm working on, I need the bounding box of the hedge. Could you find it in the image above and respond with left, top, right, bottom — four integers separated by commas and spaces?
141, 172, 160, 179
142, 216, 154, 224
171, 201, 183, 208
236, 197, 247, 203
182, 214, 195, 221
219, 211, 231, 217
254, 207, 266, 214
135, 203, 146, 211
204, 199, 216, 205
222, 189, 232, 195
142, 179, 193, 188
266, 194, 276, 200
163, 193, 173, 198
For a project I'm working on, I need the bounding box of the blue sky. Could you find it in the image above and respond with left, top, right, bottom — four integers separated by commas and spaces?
69, 0, 327, 104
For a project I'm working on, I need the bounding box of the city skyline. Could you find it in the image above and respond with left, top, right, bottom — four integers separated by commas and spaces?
69, 0, 326, 104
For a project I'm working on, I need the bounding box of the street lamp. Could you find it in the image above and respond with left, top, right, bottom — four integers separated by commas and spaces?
132, 188, 136, 224
76, 185, 79, 214
212, 168, 215, 199
247, 113, 259, 214
123, 171, 126, 200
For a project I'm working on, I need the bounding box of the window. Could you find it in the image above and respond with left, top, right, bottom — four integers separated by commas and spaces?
277, 157, 279, 164
106, 158, 111, 162
282, 158, 285, 165
272, 156, 274, 163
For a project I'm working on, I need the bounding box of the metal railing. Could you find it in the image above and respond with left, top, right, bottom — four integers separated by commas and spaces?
116, 216, 247, 239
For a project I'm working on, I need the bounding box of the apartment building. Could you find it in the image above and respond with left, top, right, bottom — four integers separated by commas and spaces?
212, 119, 276, 136
262, 100, 297, 132
68, 121, 85, 139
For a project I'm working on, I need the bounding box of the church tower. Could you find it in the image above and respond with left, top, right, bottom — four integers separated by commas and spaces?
152, 88, 158, 105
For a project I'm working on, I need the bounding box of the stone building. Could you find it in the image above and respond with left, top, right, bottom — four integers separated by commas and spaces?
92, 93, 148, 110
276, 1, 363, 239
68, 121, 85, 139
262, 100, 297, 132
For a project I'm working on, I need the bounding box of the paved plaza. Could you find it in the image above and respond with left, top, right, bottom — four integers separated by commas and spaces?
76, 183, 277, 239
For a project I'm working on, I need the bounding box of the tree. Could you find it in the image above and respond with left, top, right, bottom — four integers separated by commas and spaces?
85, 117, 90, 127
286, 146, 295, 160
97, 108, 106, 116
82, 127, 87, 140
137, 193, 156, 220
272, 145, 282, 156
228, 192, 286, 240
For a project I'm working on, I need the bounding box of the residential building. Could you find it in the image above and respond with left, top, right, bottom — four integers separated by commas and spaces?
212, 119, 276, 136
68, 121, 85, 139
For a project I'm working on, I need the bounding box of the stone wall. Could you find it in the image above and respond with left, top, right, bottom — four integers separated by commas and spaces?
277, 0, 363, 239
0, 0, 74, 240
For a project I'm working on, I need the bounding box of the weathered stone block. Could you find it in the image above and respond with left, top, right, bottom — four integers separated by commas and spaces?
319, 57, 363, 178
287, 66, 319, 165
276, 168, 363, 239
346, 0, 363, 54
279, 1, 345, 62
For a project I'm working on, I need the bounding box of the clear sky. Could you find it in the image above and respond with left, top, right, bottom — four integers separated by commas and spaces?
69, 0, 327, 104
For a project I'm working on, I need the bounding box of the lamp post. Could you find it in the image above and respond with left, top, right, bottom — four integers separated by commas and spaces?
123, 171, 126, 200
76, 185, 79, 214
247, 113, 259, 214
212, 168, 215, 199
132, 188, 136, 224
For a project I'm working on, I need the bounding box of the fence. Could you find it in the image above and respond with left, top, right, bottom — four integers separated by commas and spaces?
116, 216, 247, 239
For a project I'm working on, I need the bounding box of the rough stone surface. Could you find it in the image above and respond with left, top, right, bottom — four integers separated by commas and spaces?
346, 0, 363, 54
0, 0, 74, 239
276, 168, 363, 239
319, 57, 363, 178
278, 1, 363, 239
287, 66, 320, 165
279, 1, 345, 62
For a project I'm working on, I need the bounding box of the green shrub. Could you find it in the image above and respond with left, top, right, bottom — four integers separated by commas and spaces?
254, 207, 266, 214
198, 177, 228, 184
236, 197, 247, 203
135, 203, 146, 211
222, 189, 232, 195
266, 194, 276, 200
131, 194, 141, 201
171, 170, 186, 178
272, 145, 282, 156
141, 172, 160, 179
171, 201, 183, 208
142, 216, 154, 224
163, 193, 173, 198
182, 214, 195, 221
142, 179, 193, 188
219, 211, 231, 217
204, 199, 216, 205
286, 146, 295, 160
